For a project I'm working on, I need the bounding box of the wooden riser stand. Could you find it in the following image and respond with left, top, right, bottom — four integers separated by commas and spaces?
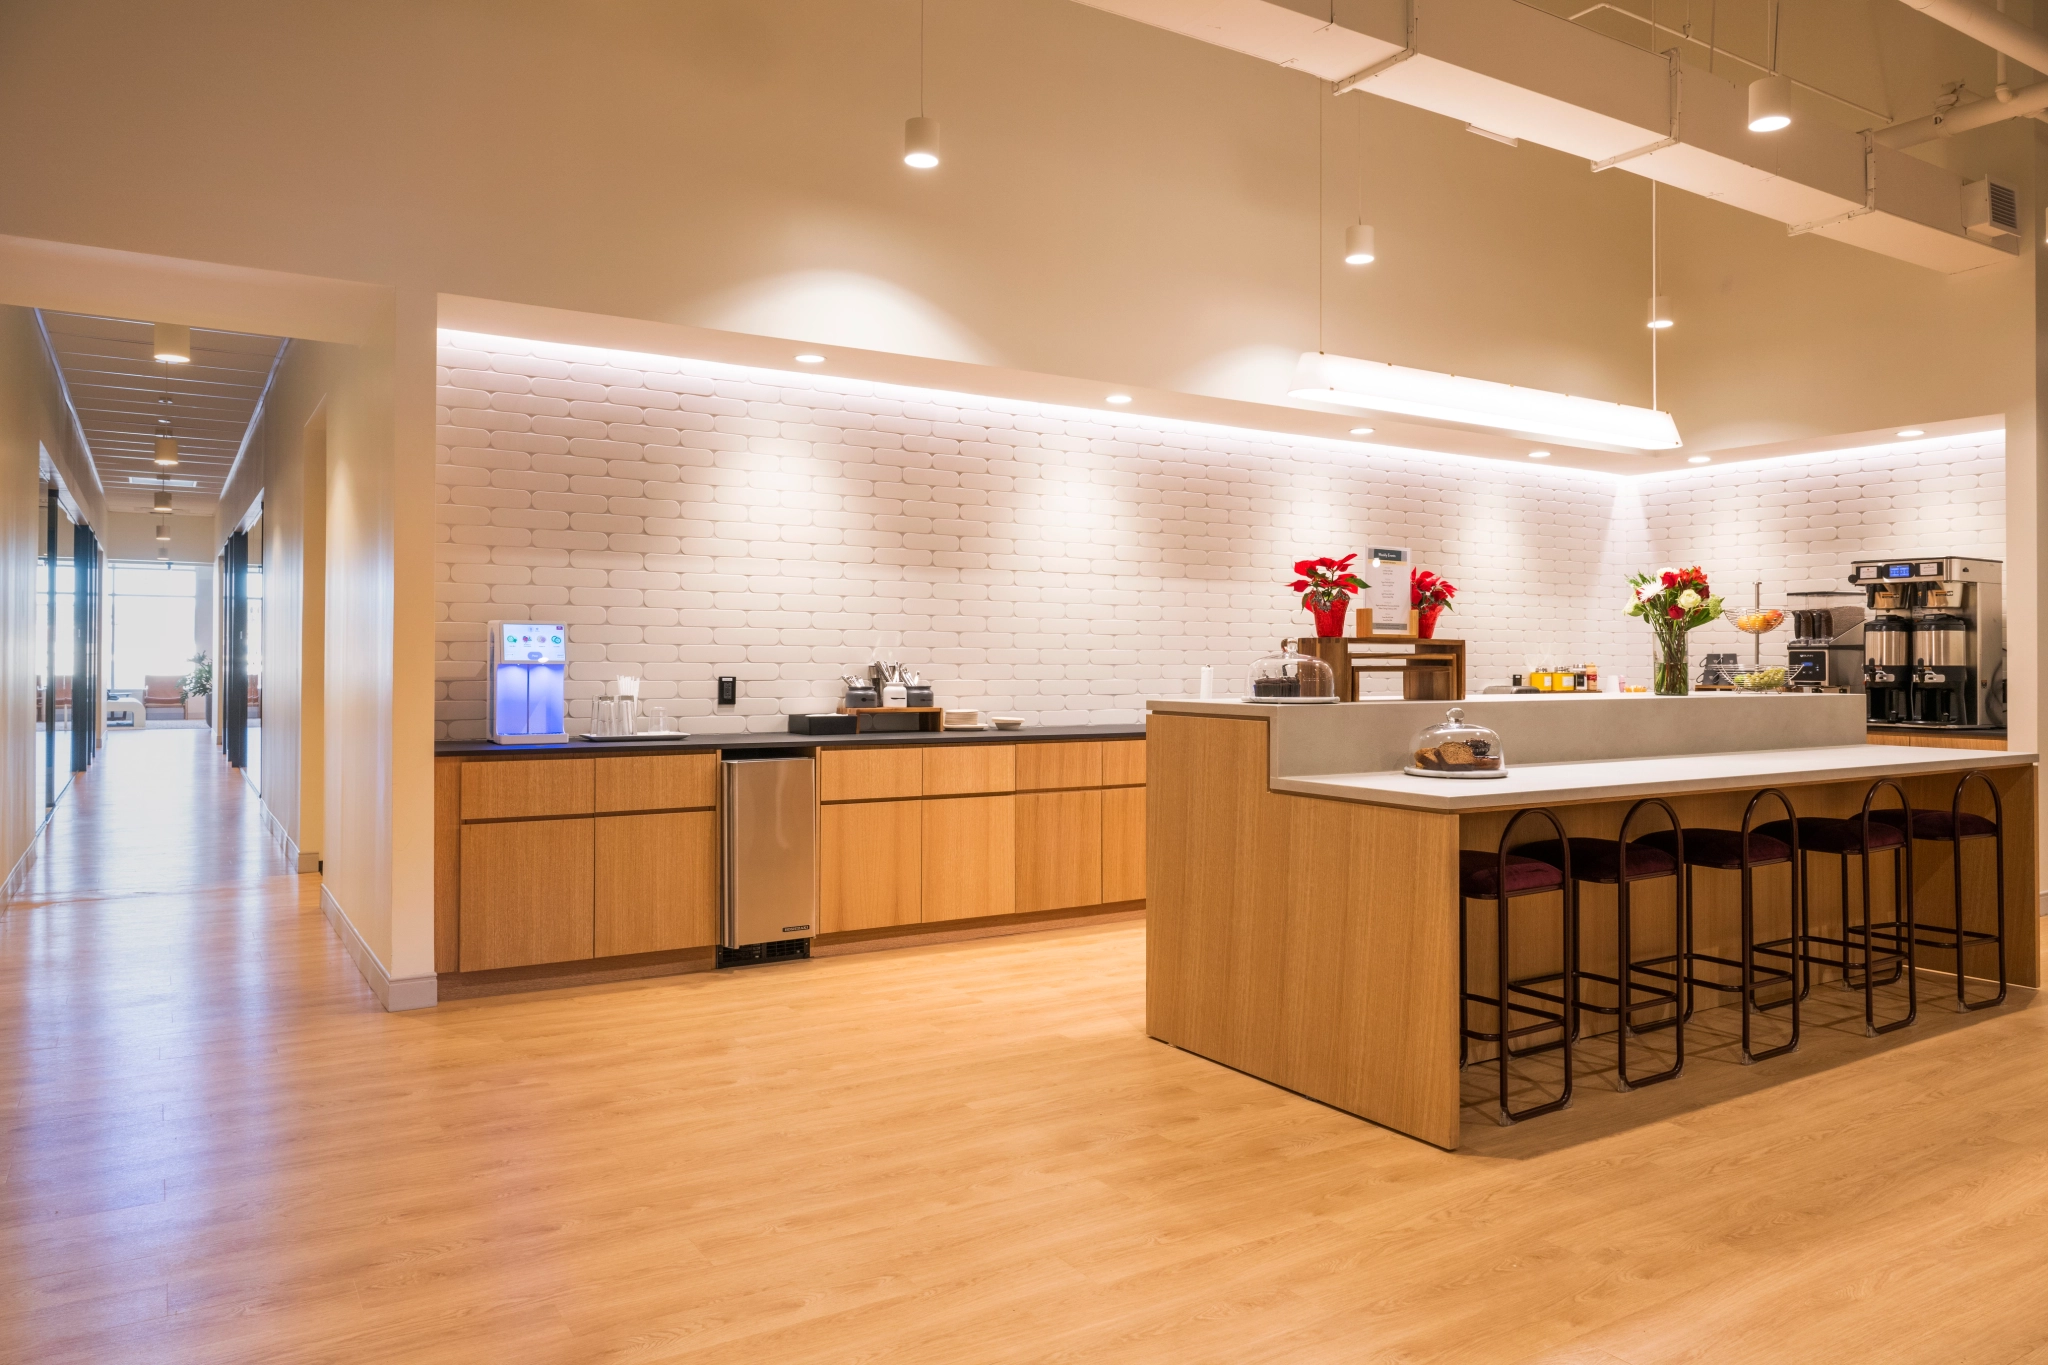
1297, 632, 1466, 703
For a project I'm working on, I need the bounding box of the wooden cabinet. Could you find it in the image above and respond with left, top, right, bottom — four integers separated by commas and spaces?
821, 799, 922, 931
1016, 789, 1103, 914
594, 811, 718, 955
1101, 785, 1145, 903
461, 757, 593, 820
922, 795, 1016, 922
820, 747, 923, 802
923, 744, 1014, 796
459, 817, 594, 971
1017, 741, 1103, 792
1102, 739, 1145, 788
594, 753, 718, 813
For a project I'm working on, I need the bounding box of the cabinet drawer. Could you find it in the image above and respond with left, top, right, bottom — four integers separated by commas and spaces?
1016, 741, 1102, 791
595, 810, 718, 955
1101, 739, 1146, 787
922, 744, 1015, 796
1101, 785, 1145, 903
594, 752, 718, 813
922, 795, 1015, 922
821, 800, 922, 931
820, 747, 923, 802
1016, 789, 1104, 913
461, 757, 593, 820
459, 818, 594, 970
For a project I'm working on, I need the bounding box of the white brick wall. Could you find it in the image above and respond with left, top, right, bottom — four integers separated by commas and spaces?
432, 332, 2005, 737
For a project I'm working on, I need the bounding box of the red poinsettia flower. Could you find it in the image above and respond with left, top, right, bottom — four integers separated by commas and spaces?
1290, 579, 1310, 592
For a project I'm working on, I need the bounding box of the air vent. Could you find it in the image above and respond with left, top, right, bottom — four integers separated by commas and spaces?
1963, 177, 2020, 242
716, 939, 812, 969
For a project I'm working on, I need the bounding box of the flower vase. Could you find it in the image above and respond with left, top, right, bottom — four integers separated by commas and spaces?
1310, 599, 1350, 638
1416, 605, 1444, 639
1652, 629, 1689, 696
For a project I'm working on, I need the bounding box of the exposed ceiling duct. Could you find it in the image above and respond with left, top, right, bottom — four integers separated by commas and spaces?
1073, 0, 2021, 274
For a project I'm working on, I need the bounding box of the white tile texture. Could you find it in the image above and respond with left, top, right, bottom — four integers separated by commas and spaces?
432, 333, 2005, 737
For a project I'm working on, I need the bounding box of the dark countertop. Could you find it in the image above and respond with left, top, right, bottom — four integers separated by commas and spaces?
435, 721, 1147, 758
1867, 724, 2007, 738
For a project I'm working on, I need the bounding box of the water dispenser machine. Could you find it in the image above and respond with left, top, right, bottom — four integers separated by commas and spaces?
488, 620, 569, 745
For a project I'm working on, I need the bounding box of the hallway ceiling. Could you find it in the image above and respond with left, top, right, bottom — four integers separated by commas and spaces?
40, 311, 285, 517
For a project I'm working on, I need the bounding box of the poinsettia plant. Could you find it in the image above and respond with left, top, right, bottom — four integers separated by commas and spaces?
1411, 568, 1457, 612
1625, 565, 1724, 632
1289, 555, 1366, 610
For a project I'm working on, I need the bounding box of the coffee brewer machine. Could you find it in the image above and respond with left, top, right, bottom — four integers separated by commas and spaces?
1784, 591, 1866, 693
1848, 557, 2002, 729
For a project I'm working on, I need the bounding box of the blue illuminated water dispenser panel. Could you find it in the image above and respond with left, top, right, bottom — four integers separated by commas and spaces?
490, 621, 568, 743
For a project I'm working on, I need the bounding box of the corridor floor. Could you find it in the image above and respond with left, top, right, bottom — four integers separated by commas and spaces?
4, 728, 2048, 1363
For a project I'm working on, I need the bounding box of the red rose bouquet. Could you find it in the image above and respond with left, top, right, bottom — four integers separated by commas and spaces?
1624, 565, 1724, 695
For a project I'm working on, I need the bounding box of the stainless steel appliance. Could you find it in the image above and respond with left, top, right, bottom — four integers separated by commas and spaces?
720, 755, 818, 956
1848, 556, 2003, 729
1784, 590, 1865, 693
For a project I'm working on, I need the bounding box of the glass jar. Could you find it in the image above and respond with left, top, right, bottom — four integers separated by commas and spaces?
1245, 640, 1338, 702
1405, 706, 1508, 779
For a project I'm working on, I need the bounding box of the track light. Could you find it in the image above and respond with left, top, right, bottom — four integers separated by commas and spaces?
1748, 73, 1792, 132
153, 322, 191, 364
903, 116, 940, 169
152, 489, 172, 514
1343, 224, 1376, 265
1647, 295, 1674, 330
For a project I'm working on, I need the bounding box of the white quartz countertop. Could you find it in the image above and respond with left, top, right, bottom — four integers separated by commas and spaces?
1274, 745, 2037, 813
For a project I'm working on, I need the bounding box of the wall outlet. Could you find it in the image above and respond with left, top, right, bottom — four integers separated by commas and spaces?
717, 676, 737, 706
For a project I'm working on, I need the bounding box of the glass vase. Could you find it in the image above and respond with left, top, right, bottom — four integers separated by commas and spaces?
1652, 629, 1689, 697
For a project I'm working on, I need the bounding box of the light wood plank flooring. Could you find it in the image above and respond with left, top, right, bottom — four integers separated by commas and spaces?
3, 728, 2046, 1362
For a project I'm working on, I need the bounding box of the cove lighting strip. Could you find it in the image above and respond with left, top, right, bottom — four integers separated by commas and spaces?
1289, 351, 1683, 452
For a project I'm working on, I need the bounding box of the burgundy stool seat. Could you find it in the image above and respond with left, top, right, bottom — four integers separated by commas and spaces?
1756, 817, 1905, 857
1869, 808, 1998, 842
1459, 849, 1567, 899
1515, 837, 1677, 885
1637, 826, 1791, 870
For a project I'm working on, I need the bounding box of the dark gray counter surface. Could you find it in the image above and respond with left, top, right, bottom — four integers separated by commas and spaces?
434, 721, 1146, 759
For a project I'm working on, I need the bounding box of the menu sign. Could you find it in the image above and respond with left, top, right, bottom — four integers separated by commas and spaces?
1366, 546, 1410, 633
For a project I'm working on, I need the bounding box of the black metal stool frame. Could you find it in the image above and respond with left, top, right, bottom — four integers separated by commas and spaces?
1679, 788, 1802, 1064
1459, 807, 1575, 1126
1770, 778, 1917, 1037
1915, 769, 2005, 1012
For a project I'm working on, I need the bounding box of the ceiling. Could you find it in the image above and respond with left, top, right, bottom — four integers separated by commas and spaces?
40, 310, 285, 517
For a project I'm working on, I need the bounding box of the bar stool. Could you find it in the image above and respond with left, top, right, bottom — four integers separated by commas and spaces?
1515, 799, 1686, 1091
1636, 789, 1801, 1064
1459, 808, 1574, 1125
1873, 770, 2003, 1012
1756, 778, 1916, 1037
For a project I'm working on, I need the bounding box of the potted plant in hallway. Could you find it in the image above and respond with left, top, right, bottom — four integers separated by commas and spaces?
1290, 554, 1368, 637
183, 651, 211, 722
1625, 567, 1724, 695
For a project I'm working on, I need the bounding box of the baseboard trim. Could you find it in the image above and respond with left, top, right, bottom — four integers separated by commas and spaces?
812, 901, 1146, 957
1, 836, 36, 908
437, 946, 717, 1001
321, 884, 438, 1011
258, 799, 320, 873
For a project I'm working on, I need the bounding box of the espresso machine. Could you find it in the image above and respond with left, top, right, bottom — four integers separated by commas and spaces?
1784, 591, 1866, 693
1848, 557, 2002, 729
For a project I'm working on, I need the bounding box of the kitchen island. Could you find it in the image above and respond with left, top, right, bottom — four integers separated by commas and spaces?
1145, 694, 2037, 1149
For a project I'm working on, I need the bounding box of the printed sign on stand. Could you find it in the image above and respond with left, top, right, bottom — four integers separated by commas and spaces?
1367, 546, 1410, 633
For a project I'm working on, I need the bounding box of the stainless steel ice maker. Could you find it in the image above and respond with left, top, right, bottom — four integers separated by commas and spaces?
721, 756, 819, 948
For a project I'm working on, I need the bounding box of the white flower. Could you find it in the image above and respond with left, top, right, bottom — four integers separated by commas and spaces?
1677, 588, 1701, 610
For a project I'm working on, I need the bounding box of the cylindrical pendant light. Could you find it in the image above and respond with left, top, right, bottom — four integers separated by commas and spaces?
1747, 73, 1793, 132
1343, 223, 1376, 265
155, 521, 170, 542
157, 544, 170, 560
153, 322, 192, 364
154, 431, 180, 467
1647, 294, 1674, 329
152, 489, 172, 514
903, 115, 940, 169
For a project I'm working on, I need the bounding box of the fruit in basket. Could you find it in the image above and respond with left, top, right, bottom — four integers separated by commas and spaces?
1730, 608, 1785, 634
1732, 666, 1788, 691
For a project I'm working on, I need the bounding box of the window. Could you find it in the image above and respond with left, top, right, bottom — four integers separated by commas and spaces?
110, 561, 200, 691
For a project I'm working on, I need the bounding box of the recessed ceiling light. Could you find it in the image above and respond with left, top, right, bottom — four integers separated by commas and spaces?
1349, 427, 1374, 436
1896, 428, 1925, 438
1688, 455, 1712, 464
1106, 393, 1132, 405
1527, 450, 1550, 459
795, 354, 825, 365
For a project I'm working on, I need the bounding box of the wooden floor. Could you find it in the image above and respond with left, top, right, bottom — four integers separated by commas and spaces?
6, 729, 2048, 1362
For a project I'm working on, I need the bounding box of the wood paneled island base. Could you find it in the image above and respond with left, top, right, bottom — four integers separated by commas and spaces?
1147, 704, 2038, 1150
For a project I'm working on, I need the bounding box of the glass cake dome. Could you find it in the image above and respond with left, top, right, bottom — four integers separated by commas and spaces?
1244, 640, 1338, 703
1405, 707, 1508, 779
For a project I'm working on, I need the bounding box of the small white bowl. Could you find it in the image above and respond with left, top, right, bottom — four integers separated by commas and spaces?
992, 716, 1024, 730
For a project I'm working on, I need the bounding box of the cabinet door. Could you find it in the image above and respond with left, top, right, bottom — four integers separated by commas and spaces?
1016, 742, 1102, 791
1016, 789, 1103, 914
820, 748, 923, 802
461, 758, 594, 820
595, 811, 718, 955
821, 799, 922, 932
1101, 786, 1146, 903
459, 818, 594, 971
1101, 739, 1146, 788
922, 795, 1016, 923
594, 753, 717, 813
923, 744, 1014, 796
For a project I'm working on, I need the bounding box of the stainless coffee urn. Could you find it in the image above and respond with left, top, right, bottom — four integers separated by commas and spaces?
1848, 556, 2003, 729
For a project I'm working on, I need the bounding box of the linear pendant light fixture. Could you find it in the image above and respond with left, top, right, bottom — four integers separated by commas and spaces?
1290, 351, 1684, 450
